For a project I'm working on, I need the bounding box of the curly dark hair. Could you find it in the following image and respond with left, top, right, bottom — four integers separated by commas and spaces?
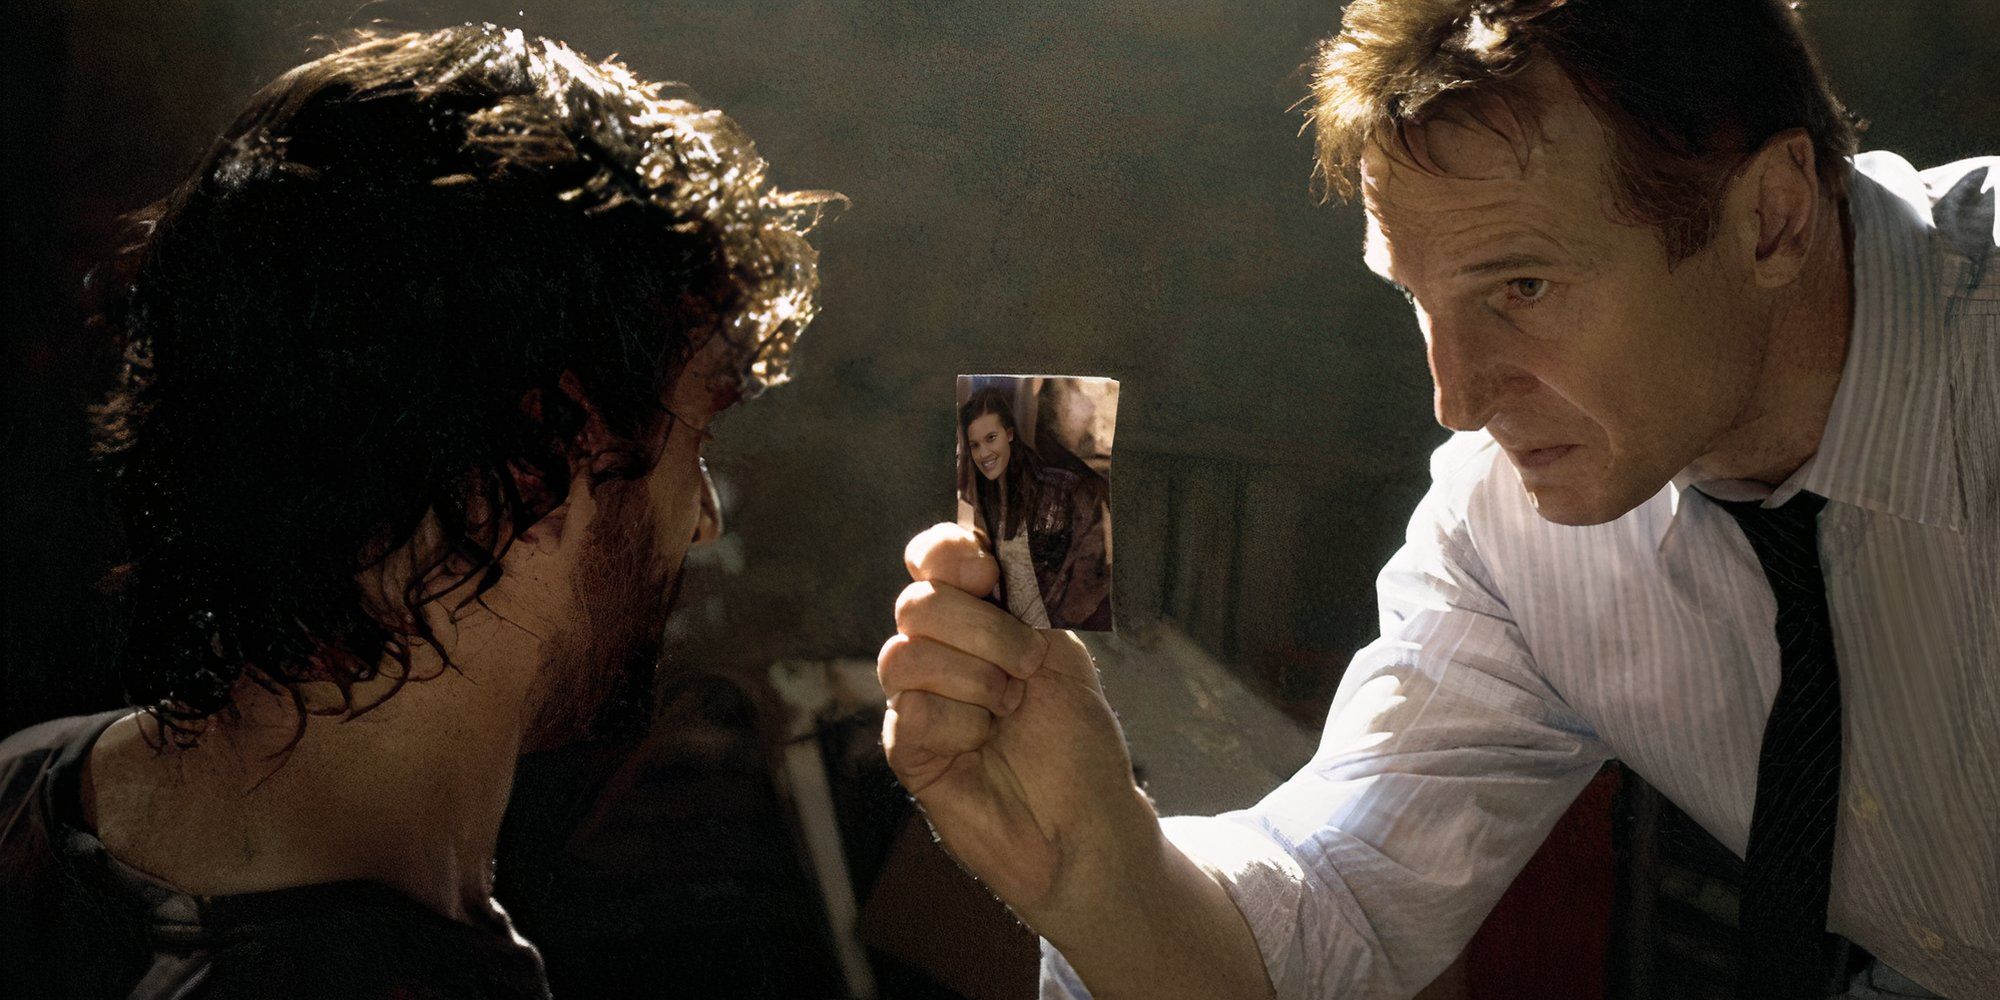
89, 24, 838, 745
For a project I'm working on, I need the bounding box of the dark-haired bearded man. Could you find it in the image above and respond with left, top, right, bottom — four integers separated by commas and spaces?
877, 2, 1997, 999
0, 25, 834, 1000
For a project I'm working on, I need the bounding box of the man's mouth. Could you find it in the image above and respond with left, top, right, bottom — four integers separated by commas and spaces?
1512, 444, 1576, 469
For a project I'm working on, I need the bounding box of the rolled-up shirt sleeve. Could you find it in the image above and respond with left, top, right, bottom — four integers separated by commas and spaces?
1044, 436, 1611, 999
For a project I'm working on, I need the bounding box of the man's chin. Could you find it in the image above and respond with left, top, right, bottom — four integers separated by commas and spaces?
520, 639, 663, 754
1524, 478, 1660, 527
1529, 499, 1615, 527
523, 579, 683, 753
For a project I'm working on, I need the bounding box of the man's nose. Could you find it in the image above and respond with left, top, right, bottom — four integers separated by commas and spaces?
1426, 315, 1512, 432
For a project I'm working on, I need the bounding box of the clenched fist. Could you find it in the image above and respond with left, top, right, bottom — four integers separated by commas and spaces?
878, 524, 1275, 999
877, 522, 1158, 921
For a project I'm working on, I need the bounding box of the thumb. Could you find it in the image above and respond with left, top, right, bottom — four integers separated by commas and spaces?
905, 522, 1001, 596
1030, 627, 1105, 693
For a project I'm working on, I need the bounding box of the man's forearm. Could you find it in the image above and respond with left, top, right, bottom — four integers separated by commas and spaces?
1035, 820, 1276, 1000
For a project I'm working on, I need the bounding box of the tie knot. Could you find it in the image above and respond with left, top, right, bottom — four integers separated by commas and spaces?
1714, 490, 1828, 536
1713, 490, 1829, 594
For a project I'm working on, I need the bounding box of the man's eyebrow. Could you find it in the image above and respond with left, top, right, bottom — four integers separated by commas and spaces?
1457, 252, 1559, 277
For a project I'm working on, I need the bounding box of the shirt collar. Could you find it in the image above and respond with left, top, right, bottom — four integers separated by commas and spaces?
1668, 152, 1963, 533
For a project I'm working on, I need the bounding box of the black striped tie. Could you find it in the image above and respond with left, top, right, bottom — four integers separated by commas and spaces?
1715, 491, 1845, 1000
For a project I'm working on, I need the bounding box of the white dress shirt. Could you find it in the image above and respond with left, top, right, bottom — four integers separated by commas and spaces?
1043, 152, 1999, 999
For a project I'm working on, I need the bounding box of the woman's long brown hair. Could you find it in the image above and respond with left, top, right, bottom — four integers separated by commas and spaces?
957, 386, 1043, 541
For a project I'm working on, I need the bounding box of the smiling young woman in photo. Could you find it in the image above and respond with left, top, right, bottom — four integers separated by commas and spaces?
956, 386, 1111, 631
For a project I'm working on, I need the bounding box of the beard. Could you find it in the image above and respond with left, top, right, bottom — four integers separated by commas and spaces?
521, 479, 685, 753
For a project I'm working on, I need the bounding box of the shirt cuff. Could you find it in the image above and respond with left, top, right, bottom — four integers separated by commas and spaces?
1161, 812, 1310, 998
1036, 813, 1308, 1000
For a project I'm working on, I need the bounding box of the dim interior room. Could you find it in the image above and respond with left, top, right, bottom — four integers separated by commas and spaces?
4, 2, 1995, 998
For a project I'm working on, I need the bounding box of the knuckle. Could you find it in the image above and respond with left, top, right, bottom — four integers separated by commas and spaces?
882, 715, 910, 758
882, 732, 919, 776
876, 634, 911, 687
1045, 628, 1082, 658
893, 581, 936, 627
890, 690, 933, 733
877, 632, 910, 664
979, 666, 1008, 705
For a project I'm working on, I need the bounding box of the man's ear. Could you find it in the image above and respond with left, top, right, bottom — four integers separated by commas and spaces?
1732, 128, 1821, 289
664, 329, 745, 420
516, 462, 596, 553
512, 375, 616, 549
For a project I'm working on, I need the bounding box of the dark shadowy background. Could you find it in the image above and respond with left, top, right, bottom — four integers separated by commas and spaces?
3, 3, 1995, 998
9, 0, 1994, 734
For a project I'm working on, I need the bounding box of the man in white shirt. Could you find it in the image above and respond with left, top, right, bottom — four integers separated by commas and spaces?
875, 1, 1997, 998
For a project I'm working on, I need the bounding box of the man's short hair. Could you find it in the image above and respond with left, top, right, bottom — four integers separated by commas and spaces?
1309, 0, 1859, 261
89, 24, 836, 743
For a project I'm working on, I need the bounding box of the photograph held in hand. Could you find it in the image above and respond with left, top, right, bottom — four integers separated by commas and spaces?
955, 375, 1118, 633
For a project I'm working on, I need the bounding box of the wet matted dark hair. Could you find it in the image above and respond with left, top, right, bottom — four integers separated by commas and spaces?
89, 24, 839, 745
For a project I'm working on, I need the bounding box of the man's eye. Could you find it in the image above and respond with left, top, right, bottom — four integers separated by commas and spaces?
1506, 277, 1551, 305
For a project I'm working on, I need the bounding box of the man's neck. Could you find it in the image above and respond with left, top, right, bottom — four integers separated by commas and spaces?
85, 643, 534, 925
1684, 195, 1856, 490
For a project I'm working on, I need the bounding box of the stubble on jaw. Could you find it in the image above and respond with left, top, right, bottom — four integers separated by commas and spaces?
522, 475, 678, 752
